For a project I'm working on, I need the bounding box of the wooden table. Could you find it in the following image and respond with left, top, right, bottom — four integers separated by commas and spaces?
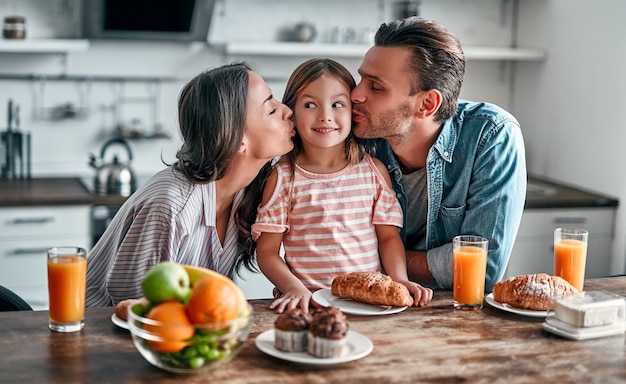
0, 277, 624, 383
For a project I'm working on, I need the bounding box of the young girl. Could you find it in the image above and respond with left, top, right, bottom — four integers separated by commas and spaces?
252, 58, 432, 313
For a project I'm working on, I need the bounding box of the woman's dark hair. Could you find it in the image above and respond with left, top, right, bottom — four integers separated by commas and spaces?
175, 62, 251, 182
375, 17, 465, 123
173, 61, 267, 274
282, 58, 363, 167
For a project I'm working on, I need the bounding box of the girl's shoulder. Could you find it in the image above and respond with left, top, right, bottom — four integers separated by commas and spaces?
273, 158, 296, 178
361, 153, 384, 171
361, 153, 394, 188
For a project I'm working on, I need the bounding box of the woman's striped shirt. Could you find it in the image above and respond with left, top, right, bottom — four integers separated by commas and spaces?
85, 167, 243, 307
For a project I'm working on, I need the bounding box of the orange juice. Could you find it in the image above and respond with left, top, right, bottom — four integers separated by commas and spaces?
48, 255, 87, 323
453, 246, 488, 307
554, 239, 587, 291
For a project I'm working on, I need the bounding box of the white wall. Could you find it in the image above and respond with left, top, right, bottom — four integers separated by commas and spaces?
12, 1, 619, 273
0, 0, 518, 179
515, 0, 626, 275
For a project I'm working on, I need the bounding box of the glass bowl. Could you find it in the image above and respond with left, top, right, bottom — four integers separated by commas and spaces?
128, 302, 253, 374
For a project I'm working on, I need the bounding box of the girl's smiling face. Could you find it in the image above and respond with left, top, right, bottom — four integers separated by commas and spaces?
293, 73, 352, 151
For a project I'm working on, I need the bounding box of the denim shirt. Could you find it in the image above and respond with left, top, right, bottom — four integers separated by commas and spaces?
369, 100, 527, 291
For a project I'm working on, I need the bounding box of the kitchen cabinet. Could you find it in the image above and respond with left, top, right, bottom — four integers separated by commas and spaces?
0, 205, 91, 310
505, 207, 616, 279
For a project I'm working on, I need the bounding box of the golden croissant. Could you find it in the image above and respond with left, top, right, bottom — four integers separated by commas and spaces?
331, 271, 414, 307
492, 273, 578, 311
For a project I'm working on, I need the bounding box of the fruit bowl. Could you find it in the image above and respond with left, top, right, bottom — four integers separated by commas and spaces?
128, 302, 253, 374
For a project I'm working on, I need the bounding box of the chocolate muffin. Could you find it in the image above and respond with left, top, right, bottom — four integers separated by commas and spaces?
274, 308, 313, 352
307, 306, 349, 358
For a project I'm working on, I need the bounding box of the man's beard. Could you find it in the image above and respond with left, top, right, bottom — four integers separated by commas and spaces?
354, 101, 413, 142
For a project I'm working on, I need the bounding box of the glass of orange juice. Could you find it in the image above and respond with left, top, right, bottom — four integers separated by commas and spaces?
47, 247, 87, 332
554, 228, 588, 291
453, 235, 488, 311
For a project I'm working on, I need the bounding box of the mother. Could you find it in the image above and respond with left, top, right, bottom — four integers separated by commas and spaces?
86, 62, 295, 307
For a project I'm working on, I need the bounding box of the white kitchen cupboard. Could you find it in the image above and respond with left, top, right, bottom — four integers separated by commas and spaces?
505, 208, 616, 280
0, 205, 91, 310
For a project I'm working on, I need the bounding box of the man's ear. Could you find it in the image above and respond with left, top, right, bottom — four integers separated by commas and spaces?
415, 89, 442, 119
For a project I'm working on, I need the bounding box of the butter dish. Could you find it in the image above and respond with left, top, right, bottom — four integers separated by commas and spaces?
553, 290, 625, 327
542, 290, 626, 340
542, 317, 625, 340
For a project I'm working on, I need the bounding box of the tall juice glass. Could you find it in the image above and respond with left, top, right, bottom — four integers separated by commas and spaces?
554, 228, 588, 291
453, 235, 488, 311
47, 247, 87, 332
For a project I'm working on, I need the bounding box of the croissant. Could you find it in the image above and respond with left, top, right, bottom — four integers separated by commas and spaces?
114, 298, 140, 321
492, 273, 578, 311
331, 272, 414, 307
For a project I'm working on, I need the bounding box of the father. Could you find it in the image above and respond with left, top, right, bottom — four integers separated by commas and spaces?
351, 17, 527, 291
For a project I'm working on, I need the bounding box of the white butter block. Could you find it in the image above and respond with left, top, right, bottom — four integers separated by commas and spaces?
554, 290, 625, 327
543, 317, 626, 340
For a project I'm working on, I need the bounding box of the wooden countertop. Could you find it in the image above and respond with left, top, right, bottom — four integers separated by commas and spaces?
0, 178, 127, 207
0, 276, 624, 383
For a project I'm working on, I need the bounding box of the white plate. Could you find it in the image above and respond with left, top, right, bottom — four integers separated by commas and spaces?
485, 293, 553, 318
312, 288, 407, 316
255, 329, 373, 365
111, 313, 129, 329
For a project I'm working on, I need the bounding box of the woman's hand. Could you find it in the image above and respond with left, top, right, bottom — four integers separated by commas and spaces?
398, 280, 433, 307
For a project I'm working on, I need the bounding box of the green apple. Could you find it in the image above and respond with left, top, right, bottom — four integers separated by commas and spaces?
141, 262, 191, 304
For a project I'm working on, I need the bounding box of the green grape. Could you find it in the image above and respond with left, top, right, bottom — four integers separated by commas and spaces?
183, 346, 198, 359
204, 348, 220, 360
196, 343, 210, 356
188, 357, 205, 369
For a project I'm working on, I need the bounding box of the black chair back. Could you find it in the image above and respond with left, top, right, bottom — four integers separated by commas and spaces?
0, 286, 33, 311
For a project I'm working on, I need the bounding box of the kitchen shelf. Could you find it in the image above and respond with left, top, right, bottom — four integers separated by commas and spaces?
0, 74, 179, 82
222, 41, 546, 61
0, 39, 89, 53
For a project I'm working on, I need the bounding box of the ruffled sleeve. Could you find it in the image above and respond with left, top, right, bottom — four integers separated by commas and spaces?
366, 155, 404, 228
251, 163, 293, 240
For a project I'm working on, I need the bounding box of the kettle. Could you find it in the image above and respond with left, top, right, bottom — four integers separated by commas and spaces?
89, 138, 137, 197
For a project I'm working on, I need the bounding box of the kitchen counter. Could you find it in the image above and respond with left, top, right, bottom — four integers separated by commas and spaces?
0, 175, 619, 209
0, 276, 623, 383
0, 178, 128, 207
526, 175, 618, 209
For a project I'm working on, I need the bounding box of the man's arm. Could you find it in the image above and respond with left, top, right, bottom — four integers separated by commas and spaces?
406, 249, 437, 286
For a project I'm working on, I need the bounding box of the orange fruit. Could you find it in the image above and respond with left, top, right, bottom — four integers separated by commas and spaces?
183, 265, 250, 317
185, 275, 240, 324
144, 301, 195, 353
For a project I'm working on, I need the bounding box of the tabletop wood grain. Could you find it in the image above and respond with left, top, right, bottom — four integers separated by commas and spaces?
0, 276, 624, 384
